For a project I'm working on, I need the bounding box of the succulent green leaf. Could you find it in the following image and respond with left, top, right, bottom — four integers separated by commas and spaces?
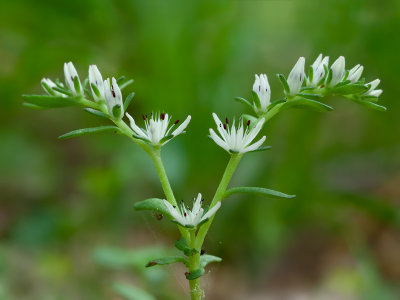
146, 256, 187, 268
124, 92, 135, 111
224, 186, 295, 200
200, 254, 222, 268
234, 97, 253, 110
174, 237, 198, 256
84, 108, 109, 119
297, 93, 323, 101
352, 99, 387, 111
281, 98, 333, 112
134, 198, 171, 217
186, 268, 205, 280
333, 84, 369, 95
58, 126, 121, 140
22, 95, 80, 108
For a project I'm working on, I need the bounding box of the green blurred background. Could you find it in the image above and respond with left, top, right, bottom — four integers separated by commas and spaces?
1, 0, 399, 299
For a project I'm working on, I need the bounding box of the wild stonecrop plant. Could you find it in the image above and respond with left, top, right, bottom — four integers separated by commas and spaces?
23, 54, 385, 299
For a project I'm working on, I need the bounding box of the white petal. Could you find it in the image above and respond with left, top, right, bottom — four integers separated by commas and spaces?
209, 129, 230, 152
329, 56, 345, 86
172, 115, 191, 136
125, 113, 147, 138
242, 136, 266, 153
287, 57, 305, 96
163, 200, 186, 225
200, 201, 221, 222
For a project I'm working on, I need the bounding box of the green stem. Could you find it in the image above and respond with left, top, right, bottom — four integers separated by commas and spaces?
195, 154, 242, 249
188, 230, 202, 300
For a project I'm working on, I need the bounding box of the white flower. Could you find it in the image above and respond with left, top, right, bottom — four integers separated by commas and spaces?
163, 193, 221, 228
363, 79, 383, 97
286, 57, 305, 96
89, 65, 105, 101
307, 54, 329, 87
209, 113, 266, 154
328, 56, 345, 87
252, 74, 271, 112
347, 64, 364, 83
104, 77, 123, 118
41, 78, 66, 97
64, 62, 82, 96
126, 112, 191, 146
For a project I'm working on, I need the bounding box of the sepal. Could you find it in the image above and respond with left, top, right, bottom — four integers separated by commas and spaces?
277, 74, 290, 94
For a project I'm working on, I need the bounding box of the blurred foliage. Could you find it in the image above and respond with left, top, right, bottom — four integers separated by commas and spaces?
1, 0, 400, 299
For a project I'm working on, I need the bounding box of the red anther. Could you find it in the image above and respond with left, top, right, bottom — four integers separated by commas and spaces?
142, 114, 146, 120
223, 124, 227, 130
160, 113, 165, 120
247, 120, 251, 126
184, 212, 187, 217
225, 117, 229, 124
174, 120, 180, 125
112, 90, 116, 97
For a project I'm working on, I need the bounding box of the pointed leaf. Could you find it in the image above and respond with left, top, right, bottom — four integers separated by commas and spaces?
23, 95, 81, 108
124, 92, 135, 111
234, 97, 253, 110
333, 84, 369, 95
120, 79, 134, 90
281, 98, 333, 112
58, 126, 121, 140
134, 198, 171, 217
146, 256, 187, 268
352, 99, 387, 111
84, 108, 109, 119
224, 186, 295, 200
186, 268, 205, 280
174, 237, 198, 256
297, 93, 323, 101
200, 254, 222, 268
23, 102, 47, 110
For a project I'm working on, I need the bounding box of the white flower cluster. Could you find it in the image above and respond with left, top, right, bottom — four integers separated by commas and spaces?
126, 112, 191, 146
250, 54, 382, 113
41, 62, 124, 119
163, 193, 221, 228
209, 113, 266, 154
